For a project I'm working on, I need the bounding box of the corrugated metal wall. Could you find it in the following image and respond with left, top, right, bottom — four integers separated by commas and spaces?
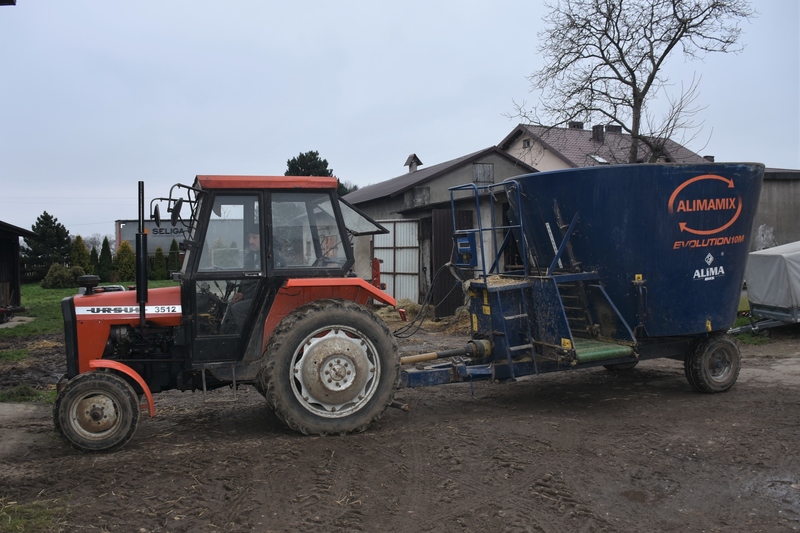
373, 220, 420, 303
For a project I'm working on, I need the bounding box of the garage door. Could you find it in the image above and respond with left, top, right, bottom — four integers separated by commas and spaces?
373, 219, 420, 303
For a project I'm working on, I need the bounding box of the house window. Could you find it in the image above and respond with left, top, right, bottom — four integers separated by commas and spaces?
473, 163, 494, 185
522, 138, 532, 148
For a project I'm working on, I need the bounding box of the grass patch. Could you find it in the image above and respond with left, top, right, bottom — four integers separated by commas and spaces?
0, 280, 178, 339
0, 349, 29, 362
0, 384, 56, 404
730, 316, 772, 345
734, 332, 772, 346
0, 496, 69, 532
0, 285, 75, 338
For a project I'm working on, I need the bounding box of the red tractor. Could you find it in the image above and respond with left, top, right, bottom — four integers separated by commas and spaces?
55, 176, 400, 452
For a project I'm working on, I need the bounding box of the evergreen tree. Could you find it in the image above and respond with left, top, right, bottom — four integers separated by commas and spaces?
151, 246, 169, 280
285, 150, 334, 177
114, 241, 136, 282
22, 211, 72, 280
167, 238, 181, 273
90, 246, 100, 275
98, 237, 114, 281
338, 180, 359, 196
285, 150, 354, 196
70, 235, 92, 273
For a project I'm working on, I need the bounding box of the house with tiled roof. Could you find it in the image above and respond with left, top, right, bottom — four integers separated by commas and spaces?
499, 122, 710, 171
344, 147, 535, 317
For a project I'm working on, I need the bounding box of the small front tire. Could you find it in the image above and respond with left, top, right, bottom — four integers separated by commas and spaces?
54, 372, 140, 452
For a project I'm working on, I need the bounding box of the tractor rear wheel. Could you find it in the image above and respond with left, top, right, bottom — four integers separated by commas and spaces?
54, 372, 140, 452
684, 336, 741, 393
259, 299, 399, 435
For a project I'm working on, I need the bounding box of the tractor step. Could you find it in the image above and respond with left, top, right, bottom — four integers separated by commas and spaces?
573, 337, 634, 363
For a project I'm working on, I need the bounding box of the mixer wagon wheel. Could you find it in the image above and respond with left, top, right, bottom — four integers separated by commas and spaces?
684, 336, 741, 393
53, 372, 140, 452
260, 299, 400, 435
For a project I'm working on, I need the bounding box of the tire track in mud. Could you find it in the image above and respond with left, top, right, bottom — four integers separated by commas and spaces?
379, 380, 616, 532
297, 449, 367, 531
265, 437, 401, 533
411, 426, 612, 532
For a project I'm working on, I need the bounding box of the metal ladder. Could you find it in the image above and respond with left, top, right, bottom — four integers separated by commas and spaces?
491, 283, 537, 380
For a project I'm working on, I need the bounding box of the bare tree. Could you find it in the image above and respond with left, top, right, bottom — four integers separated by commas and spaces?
521, 0, 754, 163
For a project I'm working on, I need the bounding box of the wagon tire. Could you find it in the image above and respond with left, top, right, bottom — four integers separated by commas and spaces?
684, 336, 741, 393
258, 299, 399, 435
54, 372, 140, 452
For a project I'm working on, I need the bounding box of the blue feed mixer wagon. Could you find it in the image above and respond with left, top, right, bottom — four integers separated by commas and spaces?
401, 163, 764, 393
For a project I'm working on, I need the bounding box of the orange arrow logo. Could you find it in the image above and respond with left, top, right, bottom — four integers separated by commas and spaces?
669, 174, 742, 235
668, 174, 734, 214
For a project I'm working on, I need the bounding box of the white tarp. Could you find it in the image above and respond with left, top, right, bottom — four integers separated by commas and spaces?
746, 240, 800, 309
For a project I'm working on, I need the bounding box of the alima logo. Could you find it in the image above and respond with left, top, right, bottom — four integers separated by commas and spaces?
668, 174, 742, 236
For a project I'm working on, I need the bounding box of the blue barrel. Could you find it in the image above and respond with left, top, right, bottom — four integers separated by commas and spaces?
507, 163, 764, 337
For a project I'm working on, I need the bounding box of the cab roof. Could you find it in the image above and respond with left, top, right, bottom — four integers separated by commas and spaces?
194, 175, 338, 190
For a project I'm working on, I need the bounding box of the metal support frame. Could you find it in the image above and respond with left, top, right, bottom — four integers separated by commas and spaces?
449, 180, 529, 283
201, 363, 238, 403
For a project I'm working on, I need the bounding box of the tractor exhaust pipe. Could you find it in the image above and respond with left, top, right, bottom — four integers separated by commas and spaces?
135, 181, 149, 329
399, 339, 491, 366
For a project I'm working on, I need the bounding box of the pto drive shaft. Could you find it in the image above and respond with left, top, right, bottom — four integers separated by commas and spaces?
399, 339, 491, 366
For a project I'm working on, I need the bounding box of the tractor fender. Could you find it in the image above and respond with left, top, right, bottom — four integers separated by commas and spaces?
262, 278, 396, 350
88, 360, 156, 418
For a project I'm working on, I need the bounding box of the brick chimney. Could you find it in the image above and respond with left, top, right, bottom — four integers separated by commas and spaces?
592, 124, 604, 143
704, 155, 716, 162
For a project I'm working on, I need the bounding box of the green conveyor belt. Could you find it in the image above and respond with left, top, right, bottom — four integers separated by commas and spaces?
573, 337, 634, 363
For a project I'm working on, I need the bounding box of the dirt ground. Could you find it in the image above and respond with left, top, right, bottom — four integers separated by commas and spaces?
2, 316, 800, 532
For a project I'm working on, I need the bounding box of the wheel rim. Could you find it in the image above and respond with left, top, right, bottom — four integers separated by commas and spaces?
68, 391, 122, 441
291, 326, 381, 419
706, 343, 735, 383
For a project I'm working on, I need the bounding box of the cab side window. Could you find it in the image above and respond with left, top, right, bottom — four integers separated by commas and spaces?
271, 192, 346, 269
198, 195, 261, 272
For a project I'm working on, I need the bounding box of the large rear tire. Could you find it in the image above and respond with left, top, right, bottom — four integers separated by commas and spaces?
684, 336, 741, 393
259, 299, 399, 435
54, 372, 140, 452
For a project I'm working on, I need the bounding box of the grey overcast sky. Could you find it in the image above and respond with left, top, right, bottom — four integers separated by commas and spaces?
1, 1, 798, 239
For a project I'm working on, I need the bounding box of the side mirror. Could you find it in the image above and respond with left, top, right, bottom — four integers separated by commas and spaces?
170, 198, 183, 227
153, 204, 162, 228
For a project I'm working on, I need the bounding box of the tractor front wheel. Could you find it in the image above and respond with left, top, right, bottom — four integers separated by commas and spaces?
54, 372, 140, 452
259, 299, 399, 435
684, 336, 741, 393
